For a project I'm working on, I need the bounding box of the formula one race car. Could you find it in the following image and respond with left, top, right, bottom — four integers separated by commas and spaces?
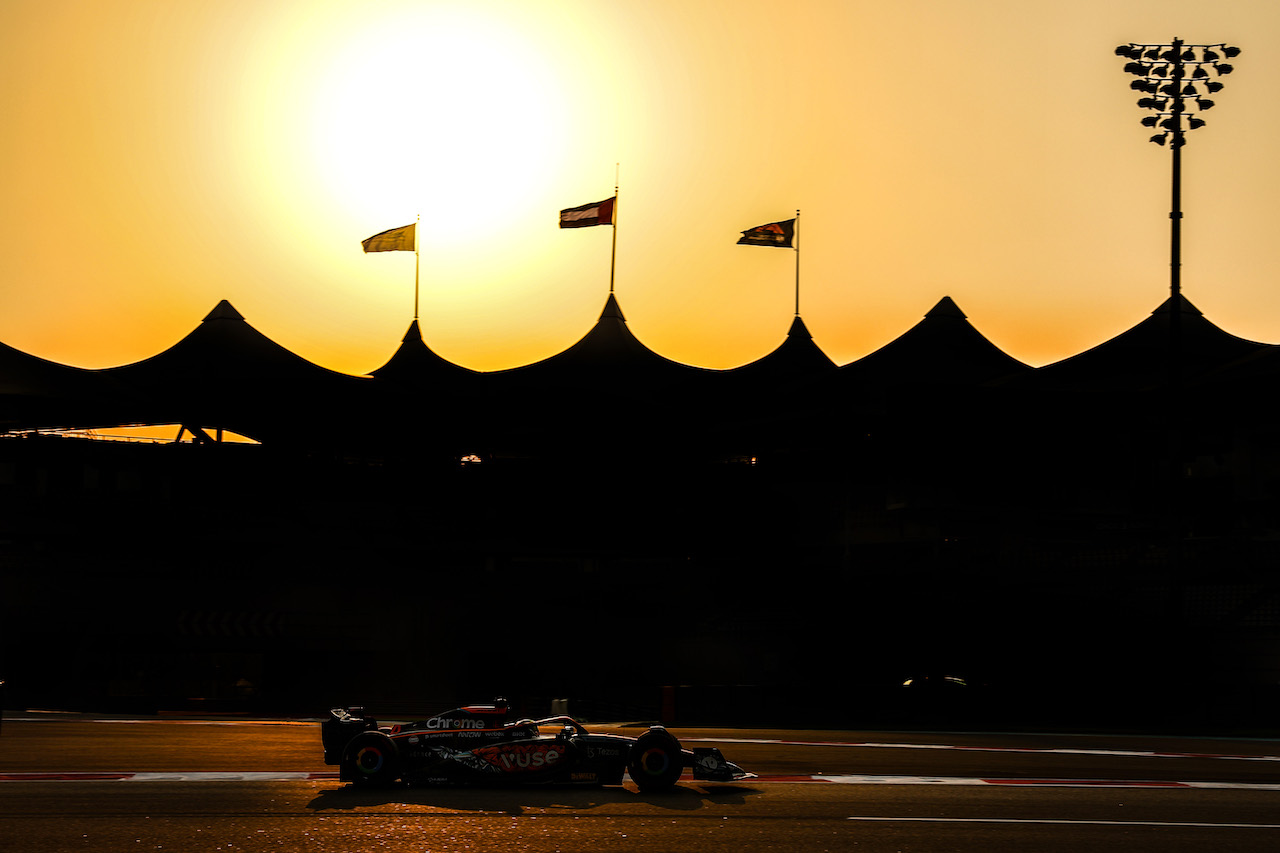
321, 701, 751, 791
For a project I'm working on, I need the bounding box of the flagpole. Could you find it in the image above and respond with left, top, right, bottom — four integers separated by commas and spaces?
413, 215, 421, 321
609, 164, 619, 294
793, 209, 801, 316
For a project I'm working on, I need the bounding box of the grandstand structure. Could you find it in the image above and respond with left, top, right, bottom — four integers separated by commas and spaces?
2, 293, 1278, 729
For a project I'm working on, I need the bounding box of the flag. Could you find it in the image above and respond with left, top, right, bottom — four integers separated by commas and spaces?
737, 218, 795, 248
362, 223, 416, 252
559, 197, 615, 228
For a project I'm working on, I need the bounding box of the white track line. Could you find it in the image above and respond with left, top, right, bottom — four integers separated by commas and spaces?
3, 772, 1280, 791
685, 737, 1280, 763
816, 774, 1280, 791
847, 816, 1280, 829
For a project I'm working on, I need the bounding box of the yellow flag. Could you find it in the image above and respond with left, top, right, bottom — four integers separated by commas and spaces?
362, 223, 416, 252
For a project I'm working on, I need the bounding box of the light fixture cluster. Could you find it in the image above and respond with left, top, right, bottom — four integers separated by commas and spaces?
1115, 40, 1240, 146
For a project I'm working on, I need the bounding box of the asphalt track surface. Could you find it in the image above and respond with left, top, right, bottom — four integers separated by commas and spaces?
2, 715, 1280, 852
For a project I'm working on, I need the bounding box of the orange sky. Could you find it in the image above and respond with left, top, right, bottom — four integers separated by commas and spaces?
3, 0, 1280, 374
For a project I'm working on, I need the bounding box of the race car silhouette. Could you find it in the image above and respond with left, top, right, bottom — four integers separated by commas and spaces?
321, 701, 751, 791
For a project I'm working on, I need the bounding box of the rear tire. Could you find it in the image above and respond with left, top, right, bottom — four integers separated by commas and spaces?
628, 728, 683, 791
341, 732, 400, 787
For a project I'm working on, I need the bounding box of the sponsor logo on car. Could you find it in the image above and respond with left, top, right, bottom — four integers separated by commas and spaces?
423, 718, 489, 730
586, 746, 622, 759
476, 743, 566, 772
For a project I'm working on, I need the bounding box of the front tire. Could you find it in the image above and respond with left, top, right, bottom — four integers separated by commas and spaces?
628, 728, 684, 791
341, 731, 400, 787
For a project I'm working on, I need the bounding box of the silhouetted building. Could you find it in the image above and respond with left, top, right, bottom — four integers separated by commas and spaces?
2, 293, 1278, 730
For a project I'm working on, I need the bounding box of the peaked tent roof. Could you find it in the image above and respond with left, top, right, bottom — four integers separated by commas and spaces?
364, 318, 491, 456
837, 296, 1030, 388
105, 299, 356, 384
369, 319, 479, 387
706, 313, 837, 411
487, 293, 711, 386
1025, 295, 1273, 392
102, 300, 370, 441
724, 315, 837, 384
475, 293, 716, 456
696, 314, 842, 459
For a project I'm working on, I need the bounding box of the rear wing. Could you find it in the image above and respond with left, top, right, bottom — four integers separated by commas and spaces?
321, 708, 378, 765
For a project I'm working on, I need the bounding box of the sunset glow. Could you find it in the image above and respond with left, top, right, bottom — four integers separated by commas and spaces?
4, 0, 1280, 374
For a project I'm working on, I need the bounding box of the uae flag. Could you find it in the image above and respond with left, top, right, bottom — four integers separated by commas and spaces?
362, 223, 416, 252
559, 197, 615, 228
737, 218, 795, 248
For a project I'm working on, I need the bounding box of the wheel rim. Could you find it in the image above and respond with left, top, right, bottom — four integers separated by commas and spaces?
355, 746, 385, 775
639, 747, 670, 776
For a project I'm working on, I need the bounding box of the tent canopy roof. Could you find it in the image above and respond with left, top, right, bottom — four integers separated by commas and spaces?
837, 296, 1030, 388
1028, 295, 1272, 391
488, 293, 710, 387
370, 319, 479, 386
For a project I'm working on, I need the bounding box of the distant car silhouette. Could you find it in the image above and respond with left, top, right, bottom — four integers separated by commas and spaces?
902, 675, 969, 689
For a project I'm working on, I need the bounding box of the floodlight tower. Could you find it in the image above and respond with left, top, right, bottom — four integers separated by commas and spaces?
1115, 39, 1239, 592
1114, 38, 1240, 306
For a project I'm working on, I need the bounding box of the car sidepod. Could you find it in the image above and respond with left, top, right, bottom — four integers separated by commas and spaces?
396, 731, 633, 786
563, 734, 631, 786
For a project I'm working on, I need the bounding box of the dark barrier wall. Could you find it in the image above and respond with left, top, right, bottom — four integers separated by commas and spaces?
3, 417, 1278, 733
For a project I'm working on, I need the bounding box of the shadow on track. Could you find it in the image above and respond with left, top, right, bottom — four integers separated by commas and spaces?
306, 783, 760, 815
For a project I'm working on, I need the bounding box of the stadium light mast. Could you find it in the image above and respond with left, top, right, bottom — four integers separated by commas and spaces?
1115, 39, 1240, 604
1114, 38, 1240, 306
